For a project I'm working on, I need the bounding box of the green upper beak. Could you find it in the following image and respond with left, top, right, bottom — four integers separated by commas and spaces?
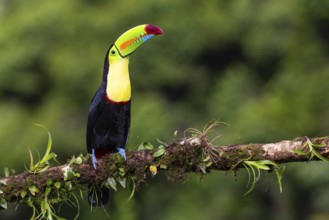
114, 24, 164, 57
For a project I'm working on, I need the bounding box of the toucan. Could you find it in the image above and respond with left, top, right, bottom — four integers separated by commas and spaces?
86, 24, 163, 206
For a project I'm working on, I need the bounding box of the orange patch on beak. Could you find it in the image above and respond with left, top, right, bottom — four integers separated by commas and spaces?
119, 37, 139, 51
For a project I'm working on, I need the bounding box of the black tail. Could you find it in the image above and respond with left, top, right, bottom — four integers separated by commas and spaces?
88, 184, 109, 207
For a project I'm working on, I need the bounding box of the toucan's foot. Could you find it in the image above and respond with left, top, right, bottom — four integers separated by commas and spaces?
117, 148, 126, 160
92, 149, 97, 169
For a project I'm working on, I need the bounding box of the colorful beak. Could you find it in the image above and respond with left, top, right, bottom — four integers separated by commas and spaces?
114, 24, 164, 57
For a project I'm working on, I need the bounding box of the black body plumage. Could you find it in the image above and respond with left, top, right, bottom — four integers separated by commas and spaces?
86, 48, 130, 207
86, 86, 130, 155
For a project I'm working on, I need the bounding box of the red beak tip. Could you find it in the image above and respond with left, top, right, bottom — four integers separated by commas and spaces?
145, 24, 164, 35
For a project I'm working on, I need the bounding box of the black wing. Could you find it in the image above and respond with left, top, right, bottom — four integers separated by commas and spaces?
86, 88, 131, 154
86, 88, 105, 153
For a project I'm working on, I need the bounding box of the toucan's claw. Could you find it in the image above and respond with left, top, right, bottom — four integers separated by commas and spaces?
92, 149, 97, 169
117, 148, 126, 160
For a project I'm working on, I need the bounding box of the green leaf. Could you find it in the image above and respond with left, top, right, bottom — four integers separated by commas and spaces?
65, 181, 72, 191
274, 166, 285, 193
153, 146, 165, 157
246, 161, 270, 170
45, 187, 52, 197
243, 160, 285, 195
259, 160, 279, 169
244, 163, 252, 188
46, 179, 53, 186
119, 167, 125, 176
144, 142, 154, 150
118, 178, 126, 189
35, 165, 50, 173
65, 170, 75, 180
198, 163, 207, 174
138, 142, 154, 151
40, 200, 48, 215
127, 184, 136, 203
34, 124, 52, 159
4, 167, 9, 177
74, 156, 83, 164
64, 168, 79, 180
27, 146, 34, 172
54, 182, 61, 189
206, 161, 213, 167
260, 160, 285, 193
29, 185, 39, 196
312, 143, 326, 148
0, 198, 7, 209
156, 138, 165, 145
107, 177, 117, 191
254, 163, 270, 170
202, 155, 211, 162
306, 138, 329, 163
0, 180, 7, 186
312, 148, 329, 163
21, 190, 27, 198
243, 162, 258, 196
27, 125, 58, 174
292, 149, 308, 156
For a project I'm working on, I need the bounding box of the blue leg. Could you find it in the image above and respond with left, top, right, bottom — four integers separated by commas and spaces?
92, 149, 97, 169
117, 147, 126, 160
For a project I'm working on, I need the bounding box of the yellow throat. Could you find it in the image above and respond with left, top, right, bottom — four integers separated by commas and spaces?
106, 57, 131, 102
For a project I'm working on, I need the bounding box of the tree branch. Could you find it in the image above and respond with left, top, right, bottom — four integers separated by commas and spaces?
1, 134, 329, 209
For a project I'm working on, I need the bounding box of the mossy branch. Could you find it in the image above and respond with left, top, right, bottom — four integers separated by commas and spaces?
0, 132, 329, 218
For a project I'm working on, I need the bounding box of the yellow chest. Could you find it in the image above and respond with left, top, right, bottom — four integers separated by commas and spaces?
106, 58, 131, 102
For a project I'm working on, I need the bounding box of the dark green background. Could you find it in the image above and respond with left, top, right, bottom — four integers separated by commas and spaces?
1, 0, 329, 219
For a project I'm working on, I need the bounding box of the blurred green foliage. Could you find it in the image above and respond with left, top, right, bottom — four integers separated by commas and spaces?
1, 0, 329, 219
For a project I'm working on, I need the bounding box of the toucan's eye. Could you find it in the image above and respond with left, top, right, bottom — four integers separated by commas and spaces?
110, 50, 116, 55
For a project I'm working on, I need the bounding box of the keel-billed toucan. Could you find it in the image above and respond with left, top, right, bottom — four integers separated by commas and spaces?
86, 24, 163, 206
